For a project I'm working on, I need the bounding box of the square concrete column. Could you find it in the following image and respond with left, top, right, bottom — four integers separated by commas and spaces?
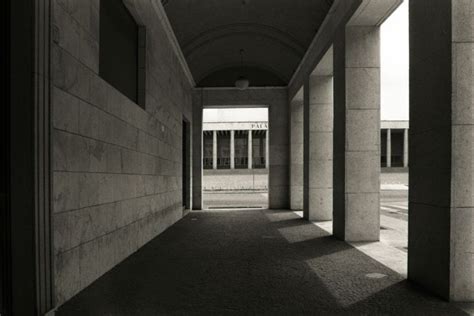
212, 130, 217, 170
303, 75, 333, 221
230, 130, 235, 169
248, 130, 253, 169
386, 128, 392, 168
290, 96, 304, 210
265, 129, 270, 169
333, 25, 380, 242
409, 0, 474, 301
403, 128, 408, 168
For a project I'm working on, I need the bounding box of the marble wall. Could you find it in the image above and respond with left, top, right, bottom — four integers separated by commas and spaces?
51, 0, 193, 304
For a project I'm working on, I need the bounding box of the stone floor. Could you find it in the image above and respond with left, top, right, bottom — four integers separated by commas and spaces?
57, 209, 467, 315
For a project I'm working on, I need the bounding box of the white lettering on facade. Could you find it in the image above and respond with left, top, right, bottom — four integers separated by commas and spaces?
250, 123, 268, 130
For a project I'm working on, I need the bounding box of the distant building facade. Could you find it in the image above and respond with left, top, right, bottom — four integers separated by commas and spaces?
381, 120, 409, 169
203, 120, 409, 172
203, 121, 269, 170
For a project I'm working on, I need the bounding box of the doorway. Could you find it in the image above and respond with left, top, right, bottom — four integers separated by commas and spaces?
182, 119, 191, 210
202, 107, 269, 209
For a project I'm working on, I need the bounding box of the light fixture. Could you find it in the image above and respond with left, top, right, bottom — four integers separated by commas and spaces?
235, 49, 249, 90
235, 76, 249, 90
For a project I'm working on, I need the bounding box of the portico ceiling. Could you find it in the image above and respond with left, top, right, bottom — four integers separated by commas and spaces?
163, 0, 333, 87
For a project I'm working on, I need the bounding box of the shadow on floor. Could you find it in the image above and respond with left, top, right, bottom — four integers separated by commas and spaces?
57, 209, 467, 315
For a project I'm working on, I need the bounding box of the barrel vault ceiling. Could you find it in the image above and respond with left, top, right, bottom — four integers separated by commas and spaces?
163, 0, 334, 87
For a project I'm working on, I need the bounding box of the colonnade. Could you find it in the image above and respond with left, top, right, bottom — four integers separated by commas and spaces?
209, 129, 270, 170
289, 0, 474, 302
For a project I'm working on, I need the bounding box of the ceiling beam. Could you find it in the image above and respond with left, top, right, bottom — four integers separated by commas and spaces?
287, 0, 361, 100
348, 0, 402, 26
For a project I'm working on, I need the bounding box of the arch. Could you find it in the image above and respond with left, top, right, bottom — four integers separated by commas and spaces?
197, 65, 286, 87
196, 62, 288, 86
182, 23, 306, 58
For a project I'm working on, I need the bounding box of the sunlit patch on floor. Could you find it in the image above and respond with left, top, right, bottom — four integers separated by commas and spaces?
306, 254, 401, 308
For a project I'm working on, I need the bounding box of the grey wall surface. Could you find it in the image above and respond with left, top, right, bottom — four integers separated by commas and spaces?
194, 88, 289, 209
51, 0, 193, 305
408, 0, 452, 300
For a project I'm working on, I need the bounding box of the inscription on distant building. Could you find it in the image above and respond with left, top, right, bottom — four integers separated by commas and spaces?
203, 121, 268, 131
250, 123, 268, 130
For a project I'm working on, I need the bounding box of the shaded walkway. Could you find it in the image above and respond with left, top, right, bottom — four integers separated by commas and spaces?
58, 209, 466, 315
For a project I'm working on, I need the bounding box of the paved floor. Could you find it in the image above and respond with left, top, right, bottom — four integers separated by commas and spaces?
57, 209, 467, 315
380, 190, 408, 256
381, 190, 408, 222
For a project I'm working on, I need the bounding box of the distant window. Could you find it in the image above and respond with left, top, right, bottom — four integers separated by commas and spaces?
99, 0, 145, 108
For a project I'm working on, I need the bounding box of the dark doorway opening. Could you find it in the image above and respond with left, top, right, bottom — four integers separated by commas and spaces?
182, 119, 191, 210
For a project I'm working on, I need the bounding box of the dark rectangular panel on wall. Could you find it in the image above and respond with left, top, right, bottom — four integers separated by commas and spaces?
100, 0, 139, 104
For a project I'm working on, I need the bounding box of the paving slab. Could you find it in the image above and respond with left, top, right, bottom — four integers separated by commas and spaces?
57, 209, 466, 315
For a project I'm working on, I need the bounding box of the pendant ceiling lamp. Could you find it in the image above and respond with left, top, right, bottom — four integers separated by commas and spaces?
235, 49, 249, 90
